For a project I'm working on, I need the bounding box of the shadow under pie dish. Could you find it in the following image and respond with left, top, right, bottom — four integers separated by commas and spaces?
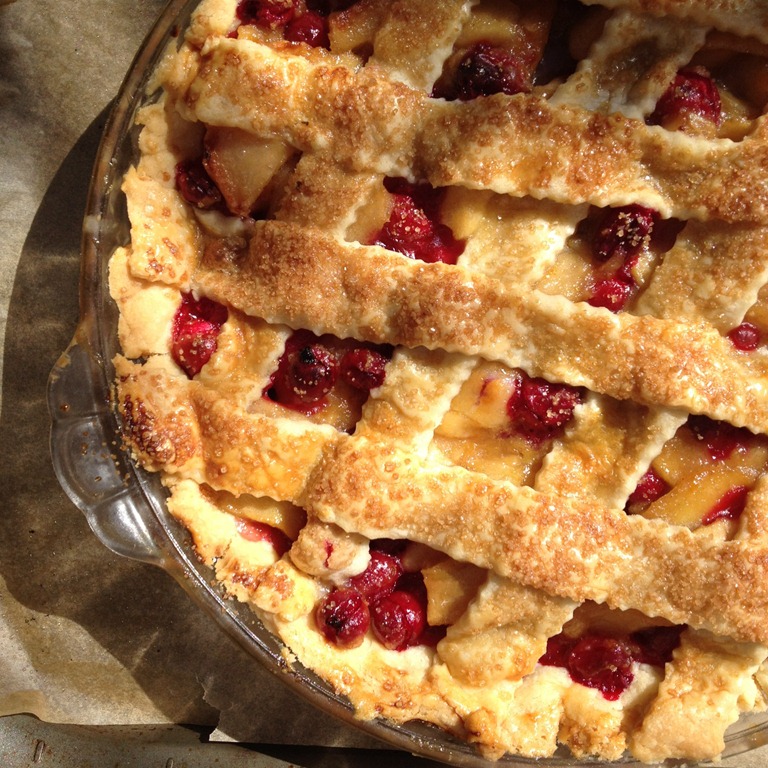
49, 0, 768, 763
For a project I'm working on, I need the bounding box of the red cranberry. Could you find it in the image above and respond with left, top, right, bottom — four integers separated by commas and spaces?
701, 485, 749, 526
629, 625, 684, 667
566, 635, 635, 701
171, 293, 228, 378
540, 632, 578, 668
175, 159, 223, 209
541, 626, 684, 699
340, 348, 389, 391
593, 205, 658, 264
626, 467, 670, 514
370, 590, 426, 651
315, 587, 370, 648
688, 415, 750, 462
284, 10, 329, 47
540, 632, 636, 699
505, 372, 581, 444
649, 68, 722, 129
586, 205, 661, 312
371, 179, 464, 265
236, 519, 292, 556
728, 322, 762, 351
268, 333, 338, 412
348, 550, 403, 601
451, 42, 531, 101
587, 276, 635, 312
236, 0, 296, 28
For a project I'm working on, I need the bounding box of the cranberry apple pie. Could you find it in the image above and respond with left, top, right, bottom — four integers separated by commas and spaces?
111, 0, 768, 761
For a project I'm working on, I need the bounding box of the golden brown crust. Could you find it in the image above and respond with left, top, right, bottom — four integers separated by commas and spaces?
116, 356, 335, 501
110, 0, 768, 762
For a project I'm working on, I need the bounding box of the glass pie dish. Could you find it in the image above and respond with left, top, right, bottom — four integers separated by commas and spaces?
48, 0, 768, 765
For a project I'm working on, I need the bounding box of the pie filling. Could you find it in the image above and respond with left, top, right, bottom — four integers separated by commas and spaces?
110, 0, 768, 763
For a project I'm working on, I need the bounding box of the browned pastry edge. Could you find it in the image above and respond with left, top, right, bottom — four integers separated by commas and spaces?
115, 356, 335, 501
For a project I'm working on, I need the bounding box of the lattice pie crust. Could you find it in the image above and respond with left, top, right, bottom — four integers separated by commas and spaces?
111, 0, 768, 762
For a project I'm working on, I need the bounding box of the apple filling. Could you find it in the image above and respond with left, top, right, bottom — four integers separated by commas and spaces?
432, 362, 582, 484
627, 416, 768, 531
175, 128, 297, 222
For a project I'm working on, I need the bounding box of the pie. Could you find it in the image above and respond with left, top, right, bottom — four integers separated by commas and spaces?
109, 0, 768, 762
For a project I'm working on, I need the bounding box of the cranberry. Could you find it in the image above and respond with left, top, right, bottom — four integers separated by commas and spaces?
312, 542, 443, 652
348, 550, 403, 601
701, 485, 749, 526
171, 293, 228, 378
566, 635, 636, 701
585, 205, 662, 312
540, 632, 578, 668
728, 322, 762, 351
688, 415, 750, 462
268, 332, 338, 412
539, 626, 685, 701
340, 348, 389, 391
236, 1, 331, 48
593, 205, 658, 264
315, 587, 370, 648
629, 625, 684, 667
626, 467, 670, 514
371, 179, 464, 265
370, 590, 426, 651
505, 372, 581, 444
236, 0, 296, 28
540, 632, 635, 700
541, 626, 685, 699
175, 159, 223, 209
587, 276, 635, 312
236, 518, 292, 556
284, 10, 329, 47
450, 42, 531, 101
649, 68, 722, 129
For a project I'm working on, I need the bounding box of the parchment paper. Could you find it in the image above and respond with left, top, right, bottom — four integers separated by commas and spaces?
0, 0, 766, 764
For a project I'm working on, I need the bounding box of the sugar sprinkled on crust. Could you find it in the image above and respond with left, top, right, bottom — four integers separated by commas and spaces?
110, 0, 768, 762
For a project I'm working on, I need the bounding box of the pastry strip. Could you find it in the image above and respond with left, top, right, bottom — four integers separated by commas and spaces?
180, 38, 768, 223
303, 436, 768, 645
192, 220, 768, 433
583, 0, 768, 44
